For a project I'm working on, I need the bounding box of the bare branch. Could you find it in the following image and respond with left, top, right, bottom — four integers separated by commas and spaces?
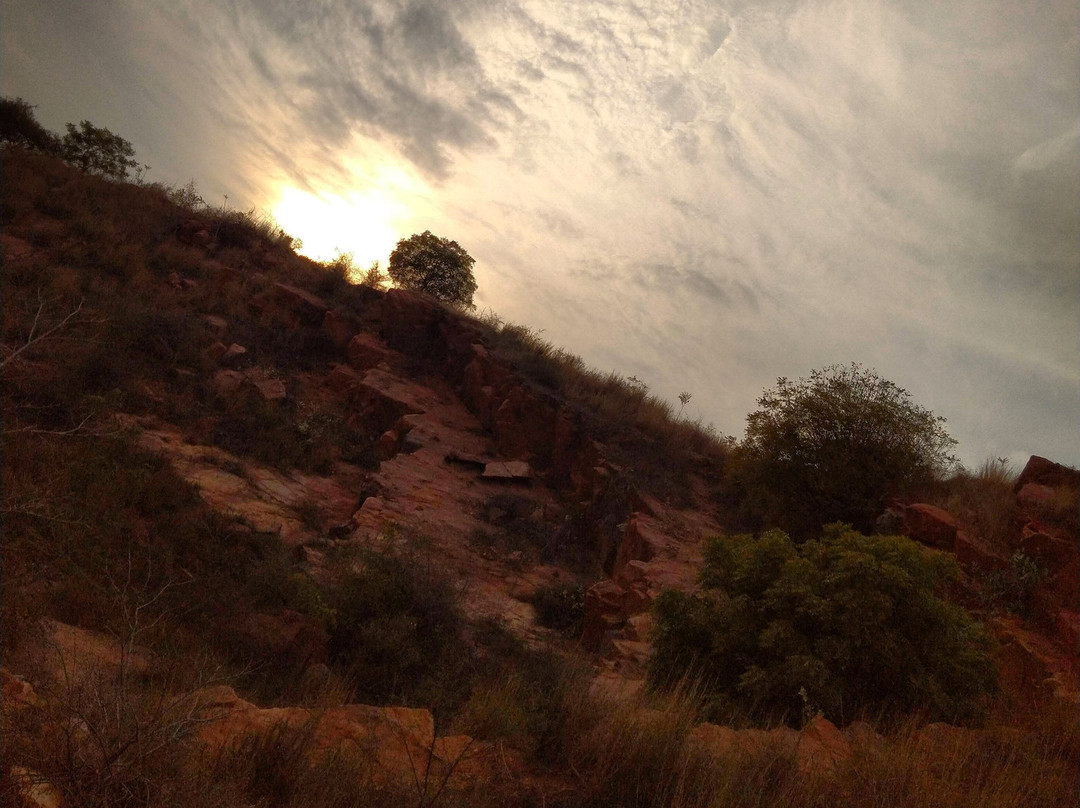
1, 293, 85, 369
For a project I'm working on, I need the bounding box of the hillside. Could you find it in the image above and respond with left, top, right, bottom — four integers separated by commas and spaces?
1, 146, 1077, 807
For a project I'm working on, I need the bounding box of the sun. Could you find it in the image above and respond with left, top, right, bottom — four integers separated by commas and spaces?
271, 183, 407, 271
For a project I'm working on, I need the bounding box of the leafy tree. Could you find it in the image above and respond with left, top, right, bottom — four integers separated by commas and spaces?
387, 230, 477, 307
732, 363, 957, 537
0, 96, 61, 153
649, 524, 997, 725
61, 120, 141, 180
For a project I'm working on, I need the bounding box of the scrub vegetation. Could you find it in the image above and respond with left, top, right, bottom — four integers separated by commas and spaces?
1, 102, 1075, 808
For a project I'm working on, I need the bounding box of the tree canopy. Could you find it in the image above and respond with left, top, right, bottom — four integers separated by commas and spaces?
387, 231, 477, 308
0, 97, 61, 153
649, 524, 997, 726
732, 363, 957, 537
60, 121, 141, 180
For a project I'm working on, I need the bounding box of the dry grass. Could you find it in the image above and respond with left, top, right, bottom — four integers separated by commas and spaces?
466, 310, 733, 503
934, 458, 1022, 553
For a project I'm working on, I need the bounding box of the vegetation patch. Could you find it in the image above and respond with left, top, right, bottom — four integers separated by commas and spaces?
649, 524, 998, 726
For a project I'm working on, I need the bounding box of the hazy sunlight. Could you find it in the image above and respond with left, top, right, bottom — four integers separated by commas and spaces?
272, 184, 408, 271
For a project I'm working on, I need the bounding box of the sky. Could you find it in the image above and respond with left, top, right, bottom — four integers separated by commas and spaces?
3, 0, 1077, 469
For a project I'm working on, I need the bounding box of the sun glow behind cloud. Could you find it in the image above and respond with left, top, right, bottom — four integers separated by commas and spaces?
272, 186, 400, 268
271, 157, 424, 268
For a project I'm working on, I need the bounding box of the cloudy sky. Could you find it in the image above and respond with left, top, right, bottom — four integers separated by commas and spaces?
4, 0, 1077, 468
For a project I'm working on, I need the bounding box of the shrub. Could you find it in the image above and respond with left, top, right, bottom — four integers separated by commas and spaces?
388, 231, 477, 308
649, 524, 997, 726
0, 96, 61, 153
60, 120, 141, 180
324, 539, 470, 718
732, 363, 958, 537
532, 582, 586, 634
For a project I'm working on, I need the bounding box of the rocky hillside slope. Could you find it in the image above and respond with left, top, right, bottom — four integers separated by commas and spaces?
2, 147, 1076, 807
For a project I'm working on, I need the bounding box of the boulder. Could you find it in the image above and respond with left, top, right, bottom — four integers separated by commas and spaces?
1013, 455, 1080, 493
202, 314, 229, 339
380, 288, 444, 355
481, 460, 533, 483
202, 260, 244, 287
195, 690, 464, 787
1016, 483, 1058, 509
203, 341, 229, 362
1019, 523, 1078, 569
954, 531, 1009, 573
321, 308, 358, 350
220, 343, 248, 366
904, 503, 962, 550
325, 363, 365, 394
252, 282, 329, 329
347, 332, 392, 371
612, 516, 662, 584
376, 429, 402, 461
581, 580, 628, 652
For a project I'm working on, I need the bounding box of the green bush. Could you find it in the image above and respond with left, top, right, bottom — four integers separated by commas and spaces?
325, 541, 470, 717
61, 120, 141, 180
731, 363, 958, 538
649, 524, 997, 726
387, 230, 477, 308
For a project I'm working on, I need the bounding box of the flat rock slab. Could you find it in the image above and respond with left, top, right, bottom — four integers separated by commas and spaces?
444, 450, 489, 470
482, 460, 532, 483
134, 426, 357, 545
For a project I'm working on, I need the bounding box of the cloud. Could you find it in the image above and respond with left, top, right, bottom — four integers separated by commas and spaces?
2, 0, 1075, 466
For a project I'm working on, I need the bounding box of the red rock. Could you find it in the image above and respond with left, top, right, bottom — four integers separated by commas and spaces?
1013, 455, 1080, 493
612, 516, 663, 585
347, 332, 392, 370
954, 531, 1009, 573
1019, 524, 1078, 569
614, 559, 650, 589
481, 460, 532, 483
582, 580, 628, 651
376, 429, 401, 461
250, 376, 287, 401
796, 716, 851, 777
380, 288, 443, 354
992, 617, 1079, 705
321, 308, 357, 350
203, 341, 228, 362
228, 609, 329, 667
272, 282, 329, 324
904, 503, 962, 550
220, 343, 248, 366
203, 260, 244, 287
211, 369, 246, 401
195, 691, 459, 788
324, 363, 364, 393
1017, 483, 1058, 509
202, 314, 229, 339
623, 612, 653, 642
